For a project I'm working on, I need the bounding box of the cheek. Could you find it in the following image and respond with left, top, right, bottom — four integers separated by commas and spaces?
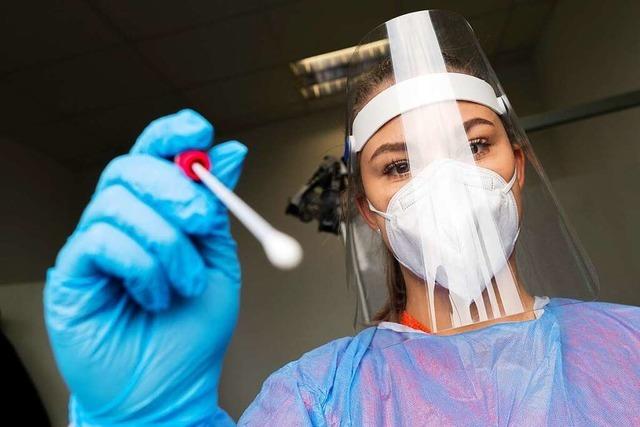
483, 148, 515, 182
364, 182, 408, 232
362, 172, 394, 210
361, 177, 401, 251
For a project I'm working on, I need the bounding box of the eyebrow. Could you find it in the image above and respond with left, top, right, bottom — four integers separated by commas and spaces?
464, 117, 495, 132
369, 142, 407, 161
368, 118, 495, 161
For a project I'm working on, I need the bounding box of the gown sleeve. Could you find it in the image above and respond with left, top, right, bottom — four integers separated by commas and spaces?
237, 361, 326, 426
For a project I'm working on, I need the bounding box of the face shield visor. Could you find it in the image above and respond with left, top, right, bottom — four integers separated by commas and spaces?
344, 10, 598, 333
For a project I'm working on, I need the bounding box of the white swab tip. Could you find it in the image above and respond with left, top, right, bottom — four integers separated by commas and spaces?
263, 232, 303, 270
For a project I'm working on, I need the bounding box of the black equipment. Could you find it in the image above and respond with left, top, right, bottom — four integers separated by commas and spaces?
286, 155, 347, 234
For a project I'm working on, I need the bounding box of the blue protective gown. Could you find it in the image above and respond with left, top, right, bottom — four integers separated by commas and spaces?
239, 299, 640, 426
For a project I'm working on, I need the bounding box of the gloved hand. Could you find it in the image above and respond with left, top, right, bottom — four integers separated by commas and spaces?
44, 109, 246, 426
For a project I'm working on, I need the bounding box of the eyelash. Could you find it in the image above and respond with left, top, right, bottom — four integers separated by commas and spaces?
382, 138, 490, 175
469, 138, 490, 156
383, 159, 411, 177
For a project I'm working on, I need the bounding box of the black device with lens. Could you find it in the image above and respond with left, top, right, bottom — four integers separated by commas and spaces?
286, 155, 347, 235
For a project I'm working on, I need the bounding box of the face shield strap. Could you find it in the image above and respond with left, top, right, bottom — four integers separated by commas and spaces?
350, 73, 507, 153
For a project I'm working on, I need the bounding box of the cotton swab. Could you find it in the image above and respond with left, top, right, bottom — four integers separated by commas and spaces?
175, 150, 303, 270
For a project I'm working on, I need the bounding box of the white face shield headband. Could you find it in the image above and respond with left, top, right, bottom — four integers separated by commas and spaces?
349, 72, 508, 153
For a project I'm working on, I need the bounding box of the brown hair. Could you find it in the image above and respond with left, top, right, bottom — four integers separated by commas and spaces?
347, 58, 405, 322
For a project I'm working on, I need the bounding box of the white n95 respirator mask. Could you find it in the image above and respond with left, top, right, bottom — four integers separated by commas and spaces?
368, 159, 520, 304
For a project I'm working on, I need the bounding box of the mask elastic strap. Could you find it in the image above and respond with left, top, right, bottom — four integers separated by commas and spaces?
505, 167, 521, 232
502, 168, 518, 194
367, 200, 392, 221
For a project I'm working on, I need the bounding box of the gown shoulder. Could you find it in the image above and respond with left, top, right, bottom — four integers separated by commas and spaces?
238, 327, 377, 425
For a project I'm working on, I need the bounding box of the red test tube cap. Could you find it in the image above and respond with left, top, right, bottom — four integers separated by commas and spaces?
175, 150, 211, 182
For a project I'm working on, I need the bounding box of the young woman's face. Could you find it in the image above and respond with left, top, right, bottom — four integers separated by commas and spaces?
357, 101, 526, 242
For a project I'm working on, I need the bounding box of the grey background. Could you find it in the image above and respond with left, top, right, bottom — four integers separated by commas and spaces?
0, 0, 638, 424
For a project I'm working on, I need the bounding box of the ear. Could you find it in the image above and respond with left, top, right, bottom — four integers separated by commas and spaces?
513, 144, 526, 190
355, 195, 380, 231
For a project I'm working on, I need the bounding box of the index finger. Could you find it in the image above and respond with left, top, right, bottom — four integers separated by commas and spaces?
131, 109, 213, 158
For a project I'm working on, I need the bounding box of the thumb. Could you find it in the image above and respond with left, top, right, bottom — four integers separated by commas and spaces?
208, 140, 248, 191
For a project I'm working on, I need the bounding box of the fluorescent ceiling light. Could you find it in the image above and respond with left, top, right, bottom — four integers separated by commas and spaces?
290, 39, 389, 99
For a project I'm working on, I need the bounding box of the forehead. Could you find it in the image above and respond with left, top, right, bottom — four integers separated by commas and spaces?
361, 101, 499, 157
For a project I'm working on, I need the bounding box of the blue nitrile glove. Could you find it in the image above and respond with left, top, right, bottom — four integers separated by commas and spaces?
44, 109, 246, 426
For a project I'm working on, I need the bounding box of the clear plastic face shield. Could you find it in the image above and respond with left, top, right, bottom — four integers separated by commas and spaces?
344, 11, 598, 334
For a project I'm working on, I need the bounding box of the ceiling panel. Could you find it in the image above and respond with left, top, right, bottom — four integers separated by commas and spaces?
1, 0, 558, 169
0, 77, 59, 132
182, 80, 235, 123
7, 46, 173, 117
71, 94, 189, 161
268, 0, 398, 62
220, 100, 309, 135
8, 119, 107, 167
138, 12, 282, 87
216, 66, 302, 113
185, 66, 302, 125
0, 0, 120, 74
93, 0, 292, 39
398, 0, 511, 17
499, 0, 555, 52
304, 93, 345, 112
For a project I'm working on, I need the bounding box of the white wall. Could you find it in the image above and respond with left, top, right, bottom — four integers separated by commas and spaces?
535, 0, 640, 108
217, 107, 357, 418
0, 139, 79, 284
0, 138, 78, 426
531, 0, 640, 304
0, 282, 68, 426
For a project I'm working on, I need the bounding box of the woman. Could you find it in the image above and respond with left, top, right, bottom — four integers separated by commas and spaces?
45, 11, 639, 426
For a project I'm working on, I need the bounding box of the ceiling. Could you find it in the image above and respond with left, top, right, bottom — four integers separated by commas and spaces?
0, 0, 556, 168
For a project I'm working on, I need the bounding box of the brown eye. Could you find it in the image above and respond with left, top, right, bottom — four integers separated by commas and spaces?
383, 160, 410, 176
469, 138, 490, 156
